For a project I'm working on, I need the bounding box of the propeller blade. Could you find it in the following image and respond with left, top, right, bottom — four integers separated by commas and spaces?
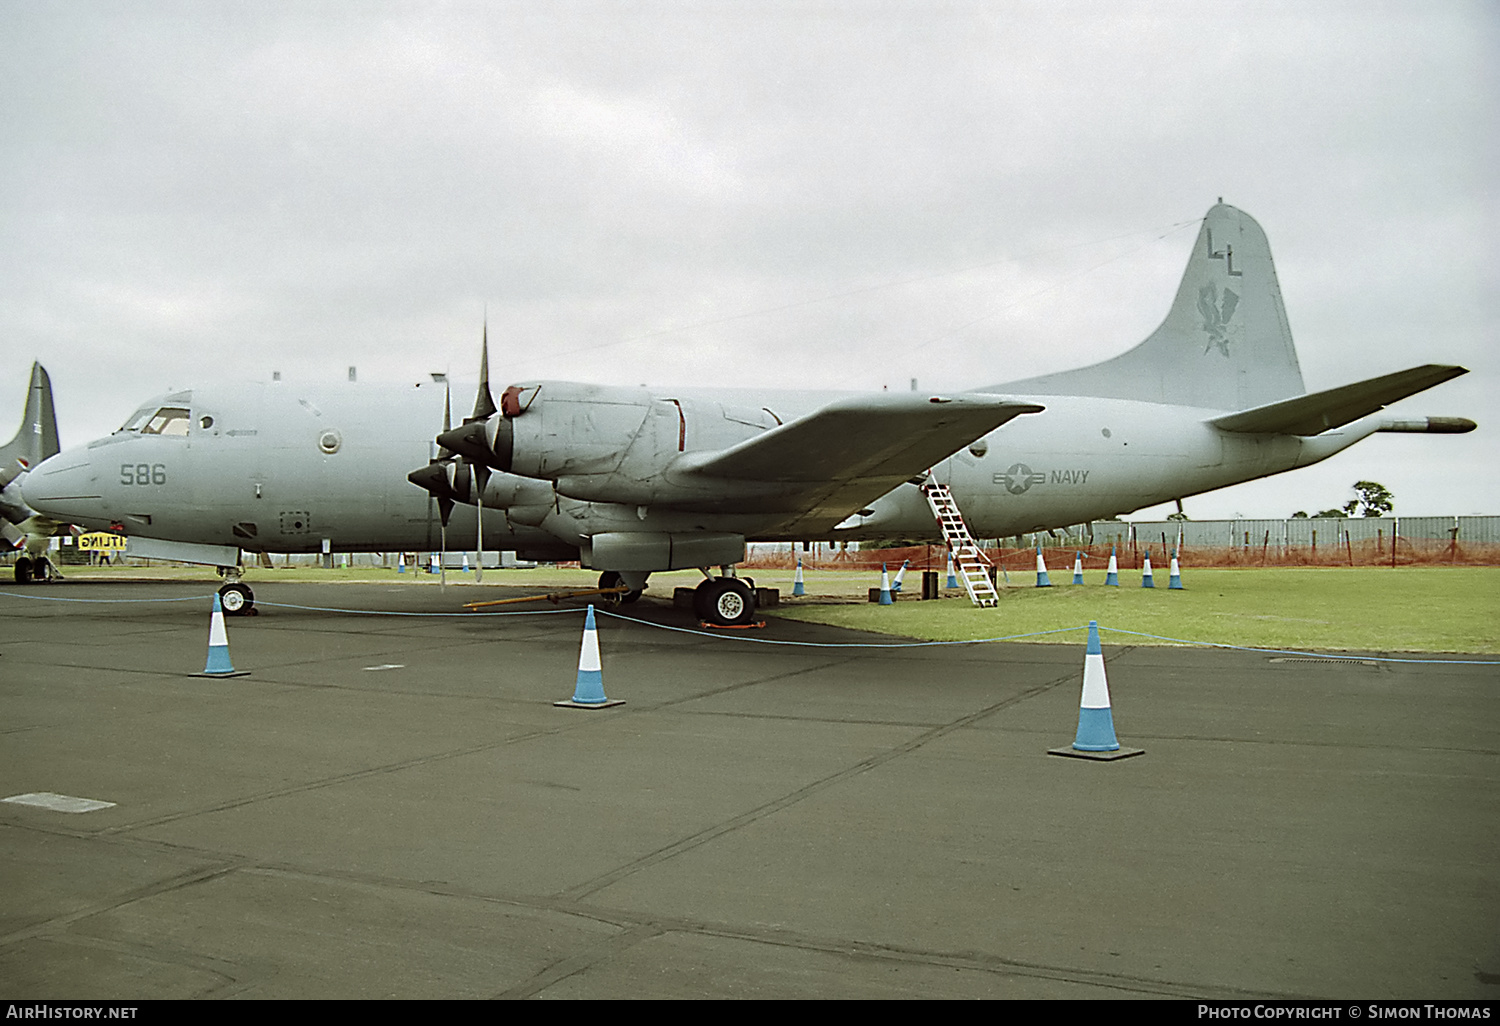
472, 320, 498, 423
474, 489, 484, 584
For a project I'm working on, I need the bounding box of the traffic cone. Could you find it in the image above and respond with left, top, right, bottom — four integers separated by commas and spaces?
891, 559, 909, 593
555, 605, 624, 709
1142, 550, 1154, 588
1105, 545, 1119, 586
878, 564, 893, 605
1048, 621, 1142, 760
792, 558, 805, 596
193, 594, 249, 678
1035, 544, 1051, 587
946, 551, 958, 589
429, 552, 440, 574
462, 552, 470, 572
397, 552, 405, 574
1169, 548, 1183, 590
1072, 551, 1084, 585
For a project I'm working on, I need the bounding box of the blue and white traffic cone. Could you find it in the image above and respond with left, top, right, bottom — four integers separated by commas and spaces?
946, 551, 958, 590
397, 552, 405, 574
793, 558, 806, 596
429, 552, 440, 574
1142, 550, 1154, 588
555, 605, 624, 708
891, 559, 909, 593
1048, 622, 1142, 759
1072, 550, 1084, 585
461, 552, 470, 573
879, 564, 893, 605
195, 594, 248, 678
1035, 544, 1051, 587
1105, 545, 1119, 586
1169, 548, 1183, 590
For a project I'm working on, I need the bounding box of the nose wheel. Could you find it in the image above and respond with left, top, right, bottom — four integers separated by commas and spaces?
13, 556, 55, 584
217, 582, 255, 616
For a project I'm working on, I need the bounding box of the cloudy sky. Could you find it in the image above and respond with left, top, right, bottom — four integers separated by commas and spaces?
2, 0, 1494, 519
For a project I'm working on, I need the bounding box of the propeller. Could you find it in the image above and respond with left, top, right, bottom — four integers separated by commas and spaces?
407, 322, 503, 585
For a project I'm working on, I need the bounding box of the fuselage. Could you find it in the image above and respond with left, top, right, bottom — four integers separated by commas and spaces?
21, 377, 1376, 558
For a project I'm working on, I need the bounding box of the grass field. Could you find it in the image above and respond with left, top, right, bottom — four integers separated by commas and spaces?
30, 562, 1500, 654
770, 566, 1500, 654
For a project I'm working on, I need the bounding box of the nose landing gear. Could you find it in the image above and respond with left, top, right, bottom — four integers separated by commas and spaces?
216, 565, 256, 615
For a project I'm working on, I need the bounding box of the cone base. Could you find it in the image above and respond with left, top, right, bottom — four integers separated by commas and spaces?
553, 699, 626, 709
190, 670, 251, 678
1047, 745, 1145, 761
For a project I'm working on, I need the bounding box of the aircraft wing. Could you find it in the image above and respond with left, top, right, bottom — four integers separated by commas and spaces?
669, 393, 1041, 527
680, 393, 1042, 482
1209, 365, 1467, 435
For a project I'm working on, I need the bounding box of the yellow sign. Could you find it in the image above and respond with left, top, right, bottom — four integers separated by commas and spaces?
78, 532, 127, 551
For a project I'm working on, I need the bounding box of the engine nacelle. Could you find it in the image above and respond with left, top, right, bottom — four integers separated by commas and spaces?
441, 382, 782, 505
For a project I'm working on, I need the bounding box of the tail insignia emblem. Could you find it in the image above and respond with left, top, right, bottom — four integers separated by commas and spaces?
1197, 282, 1241, 357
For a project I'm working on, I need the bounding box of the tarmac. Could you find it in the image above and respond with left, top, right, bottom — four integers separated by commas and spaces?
1, 577, 1496, 1000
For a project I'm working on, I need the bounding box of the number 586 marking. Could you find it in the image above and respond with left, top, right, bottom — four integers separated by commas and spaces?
120, 463, 167, 485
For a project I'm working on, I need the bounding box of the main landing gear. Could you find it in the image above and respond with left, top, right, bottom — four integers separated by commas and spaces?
593, 567, 758, 627
216, 565, 255, 616
692, 575, 757, 627
12, 555, 58, 584
597, 570, 644, 605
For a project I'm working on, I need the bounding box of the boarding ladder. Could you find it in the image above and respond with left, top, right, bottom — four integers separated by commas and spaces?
920, 481, 999, 608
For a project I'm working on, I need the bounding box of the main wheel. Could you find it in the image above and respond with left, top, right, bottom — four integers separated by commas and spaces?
598, 571, 643, 605
693, 577, 756, 626
218, 582, 254, 616
29, 558, 51, 583
14, 557, 32, 584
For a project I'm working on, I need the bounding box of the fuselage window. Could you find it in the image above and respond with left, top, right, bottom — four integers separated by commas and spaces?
141, 407, 191, 436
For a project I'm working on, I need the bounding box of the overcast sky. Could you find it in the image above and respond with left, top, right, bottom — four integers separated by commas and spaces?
2, 0, 1494, 519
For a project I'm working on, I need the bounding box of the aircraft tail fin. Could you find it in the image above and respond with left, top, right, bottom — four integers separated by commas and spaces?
1, 363, 61, 471
993, 203, 1305, 410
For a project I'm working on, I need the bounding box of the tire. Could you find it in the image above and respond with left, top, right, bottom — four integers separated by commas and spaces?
14, 557, 31, 584
30, 559, 51, 583
693, 577, 756, 626
598, 571, 643, 605
218, 582, 254, 616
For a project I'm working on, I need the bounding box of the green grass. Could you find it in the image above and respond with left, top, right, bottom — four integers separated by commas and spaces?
768, 567, 1500, 654
46, 563, 1500, 654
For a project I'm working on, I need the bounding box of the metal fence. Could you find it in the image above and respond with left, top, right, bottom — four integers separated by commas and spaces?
747, 516, 1500, 570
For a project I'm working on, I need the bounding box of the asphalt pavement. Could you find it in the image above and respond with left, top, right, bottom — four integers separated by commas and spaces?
1, 578, 1496, 999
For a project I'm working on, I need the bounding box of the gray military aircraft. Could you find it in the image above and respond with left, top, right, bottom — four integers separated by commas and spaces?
2, 363, 63, 581
19, 203, 1473, 624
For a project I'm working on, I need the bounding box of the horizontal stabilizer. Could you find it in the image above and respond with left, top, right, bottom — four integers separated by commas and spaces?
680, 394, 1042, 482
1209, 365, 1467, 435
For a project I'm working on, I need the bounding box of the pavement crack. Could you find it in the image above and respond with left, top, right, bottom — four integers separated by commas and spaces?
556, 667, 1080, 902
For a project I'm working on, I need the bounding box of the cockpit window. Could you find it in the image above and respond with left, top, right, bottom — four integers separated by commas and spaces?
140, 407, 191, 436
118, 407, 154, 433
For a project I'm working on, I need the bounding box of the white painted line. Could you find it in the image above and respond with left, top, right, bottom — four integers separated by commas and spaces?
4, 792, 116, 813
362, 664, 406, 671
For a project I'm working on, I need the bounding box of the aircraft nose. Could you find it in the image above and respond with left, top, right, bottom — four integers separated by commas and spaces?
20, 448, 104, 522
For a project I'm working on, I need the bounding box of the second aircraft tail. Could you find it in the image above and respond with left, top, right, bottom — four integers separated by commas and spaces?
1, 363, 61, 471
